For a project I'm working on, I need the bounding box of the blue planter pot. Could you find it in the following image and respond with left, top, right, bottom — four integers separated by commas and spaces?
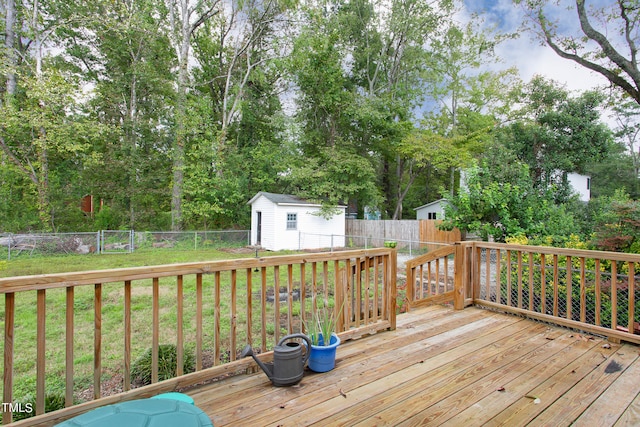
308, 333, 340, 372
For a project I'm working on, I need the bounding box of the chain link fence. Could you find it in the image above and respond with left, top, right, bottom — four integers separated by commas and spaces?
0, 230, 250, 260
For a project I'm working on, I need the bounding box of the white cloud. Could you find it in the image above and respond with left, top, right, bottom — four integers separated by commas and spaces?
464, 0, 610, 93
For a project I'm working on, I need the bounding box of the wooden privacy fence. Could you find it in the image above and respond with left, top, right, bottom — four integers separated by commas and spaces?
405, 241, 640, 346
0, 248, 396, 425
346, 219, 460, 244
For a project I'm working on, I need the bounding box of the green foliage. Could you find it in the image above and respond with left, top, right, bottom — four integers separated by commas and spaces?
440, 151, 549, 242
12, 391, 66, 421
591, 193, 640, 253
500, 77, 613, 200
306, 299, 343, 346
131, 344, 196, 386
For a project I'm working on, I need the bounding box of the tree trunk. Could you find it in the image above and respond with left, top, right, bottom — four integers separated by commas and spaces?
4, 0, 17, 102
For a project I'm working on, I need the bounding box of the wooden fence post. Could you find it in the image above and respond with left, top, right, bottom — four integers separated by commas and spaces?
454, 242, 465, 310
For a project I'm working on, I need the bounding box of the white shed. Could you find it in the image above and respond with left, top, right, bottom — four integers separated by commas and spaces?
248, 192, 346, 251
414, 199, 449, 220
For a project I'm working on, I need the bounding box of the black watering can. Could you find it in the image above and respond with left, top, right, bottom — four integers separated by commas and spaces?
241, 333, 311, 386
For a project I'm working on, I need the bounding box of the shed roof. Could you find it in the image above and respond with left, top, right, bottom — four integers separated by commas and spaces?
248, 191, 320, 207
248, 192, 347, 208
414, 198, 449, 211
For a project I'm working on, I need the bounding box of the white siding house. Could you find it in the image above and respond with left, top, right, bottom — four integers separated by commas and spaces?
248, 192, 346, 251
414, 199, 449, 220
566, 172, 591, 202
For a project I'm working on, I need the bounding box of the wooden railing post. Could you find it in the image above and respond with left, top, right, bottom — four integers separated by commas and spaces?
453, 242, 465, 310
389, 249, 397, 330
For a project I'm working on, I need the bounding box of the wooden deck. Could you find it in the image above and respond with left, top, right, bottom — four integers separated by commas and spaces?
188, 305, 640, 426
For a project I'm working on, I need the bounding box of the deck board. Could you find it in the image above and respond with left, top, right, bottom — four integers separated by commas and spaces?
187, 306, 640, 426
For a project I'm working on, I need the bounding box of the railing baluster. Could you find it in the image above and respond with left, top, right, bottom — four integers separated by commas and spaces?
246, 268, 253, 348
506, 250, 512, 307
195, 274, 203, 371
496, 249, 501, 304
273, 266, 280, 344
260, 267, 267, 353
344, 258, 352, 328
540, 254, 546, 315
3, 292, 14, 424
437, 258, 442, 296
323, 261, 329, 303
230, 270, 237, 361
37, 289, 46, 415
580, 258, 586, 323
418, 264, 423, 299
94, 284, 102, 399
300, 264, 306, 332
553, 255, 559, 317
612, 261, 618, 330
373, 256, 380, 321
124, 280, 131, 390
214, 271, 221, 365
176, 275, 184, 375
152, 278, 159, 382
517, 252, 523, 309
528, 253, 534, 311
364, 257, 370, 325
595, 259, 601, 326
444, 253, 450, 292
566, 256, 572, 320
628, 262, 635, 334
355, 257, 362, 328
65, 287, 74, 407
485, 249, 491, 301
287, 265, 294, 333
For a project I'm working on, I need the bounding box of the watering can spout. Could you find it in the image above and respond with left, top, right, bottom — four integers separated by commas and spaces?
241, 344, 274, 379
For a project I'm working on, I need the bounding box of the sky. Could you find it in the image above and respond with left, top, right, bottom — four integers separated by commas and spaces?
462, 0, 612, 94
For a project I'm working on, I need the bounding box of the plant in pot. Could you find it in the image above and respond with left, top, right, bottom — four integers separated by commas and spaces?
306, 300, 342, 372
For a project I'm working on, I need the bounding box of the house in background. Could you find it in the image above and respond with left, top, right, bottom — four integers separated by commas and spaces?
414, 199, 449, 220
564, 172, 591, 202
248, 192, 346, 251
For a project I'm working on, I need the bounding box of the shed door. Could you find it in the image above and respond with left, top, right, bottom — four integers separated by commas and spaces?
256, 211, 262, 245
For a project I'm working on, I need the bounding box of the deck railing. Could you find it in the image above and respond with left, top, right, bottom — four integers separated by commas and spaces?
406, 241, 640, 346
0, 248, 396, 425
466, 242, 640, 345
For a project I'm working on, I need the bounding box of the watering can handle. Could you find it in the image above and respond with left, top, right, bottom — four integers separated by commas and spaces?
277, 333, 312, 365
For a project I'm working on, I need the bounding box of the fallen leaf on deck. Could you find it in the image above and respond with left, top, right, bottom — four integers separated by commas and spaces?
497, 386, 506, 392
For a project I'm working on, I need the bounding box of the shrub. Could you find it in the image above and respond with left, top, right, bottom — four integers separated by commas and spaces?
13, 391, 66, 421
131, 344, 195, 386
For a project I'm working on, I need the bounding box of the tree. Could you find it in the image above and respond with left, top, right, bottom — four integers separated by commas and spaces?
611, 95, 640, 180
69, 0, 175, 229
166, 0, 221, 230
439, 147, 551, 242
499, 76, 613, 200
0, 0, 110, 230
517, 0, 640, 105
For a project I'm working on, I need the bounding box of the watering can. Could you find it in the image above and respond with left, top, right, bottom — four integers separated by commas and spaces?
241, 333, 311, 386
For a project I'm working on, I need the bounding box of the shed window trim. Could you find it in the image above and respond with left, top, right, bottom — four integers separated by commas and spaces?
286, 213, 297, 230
